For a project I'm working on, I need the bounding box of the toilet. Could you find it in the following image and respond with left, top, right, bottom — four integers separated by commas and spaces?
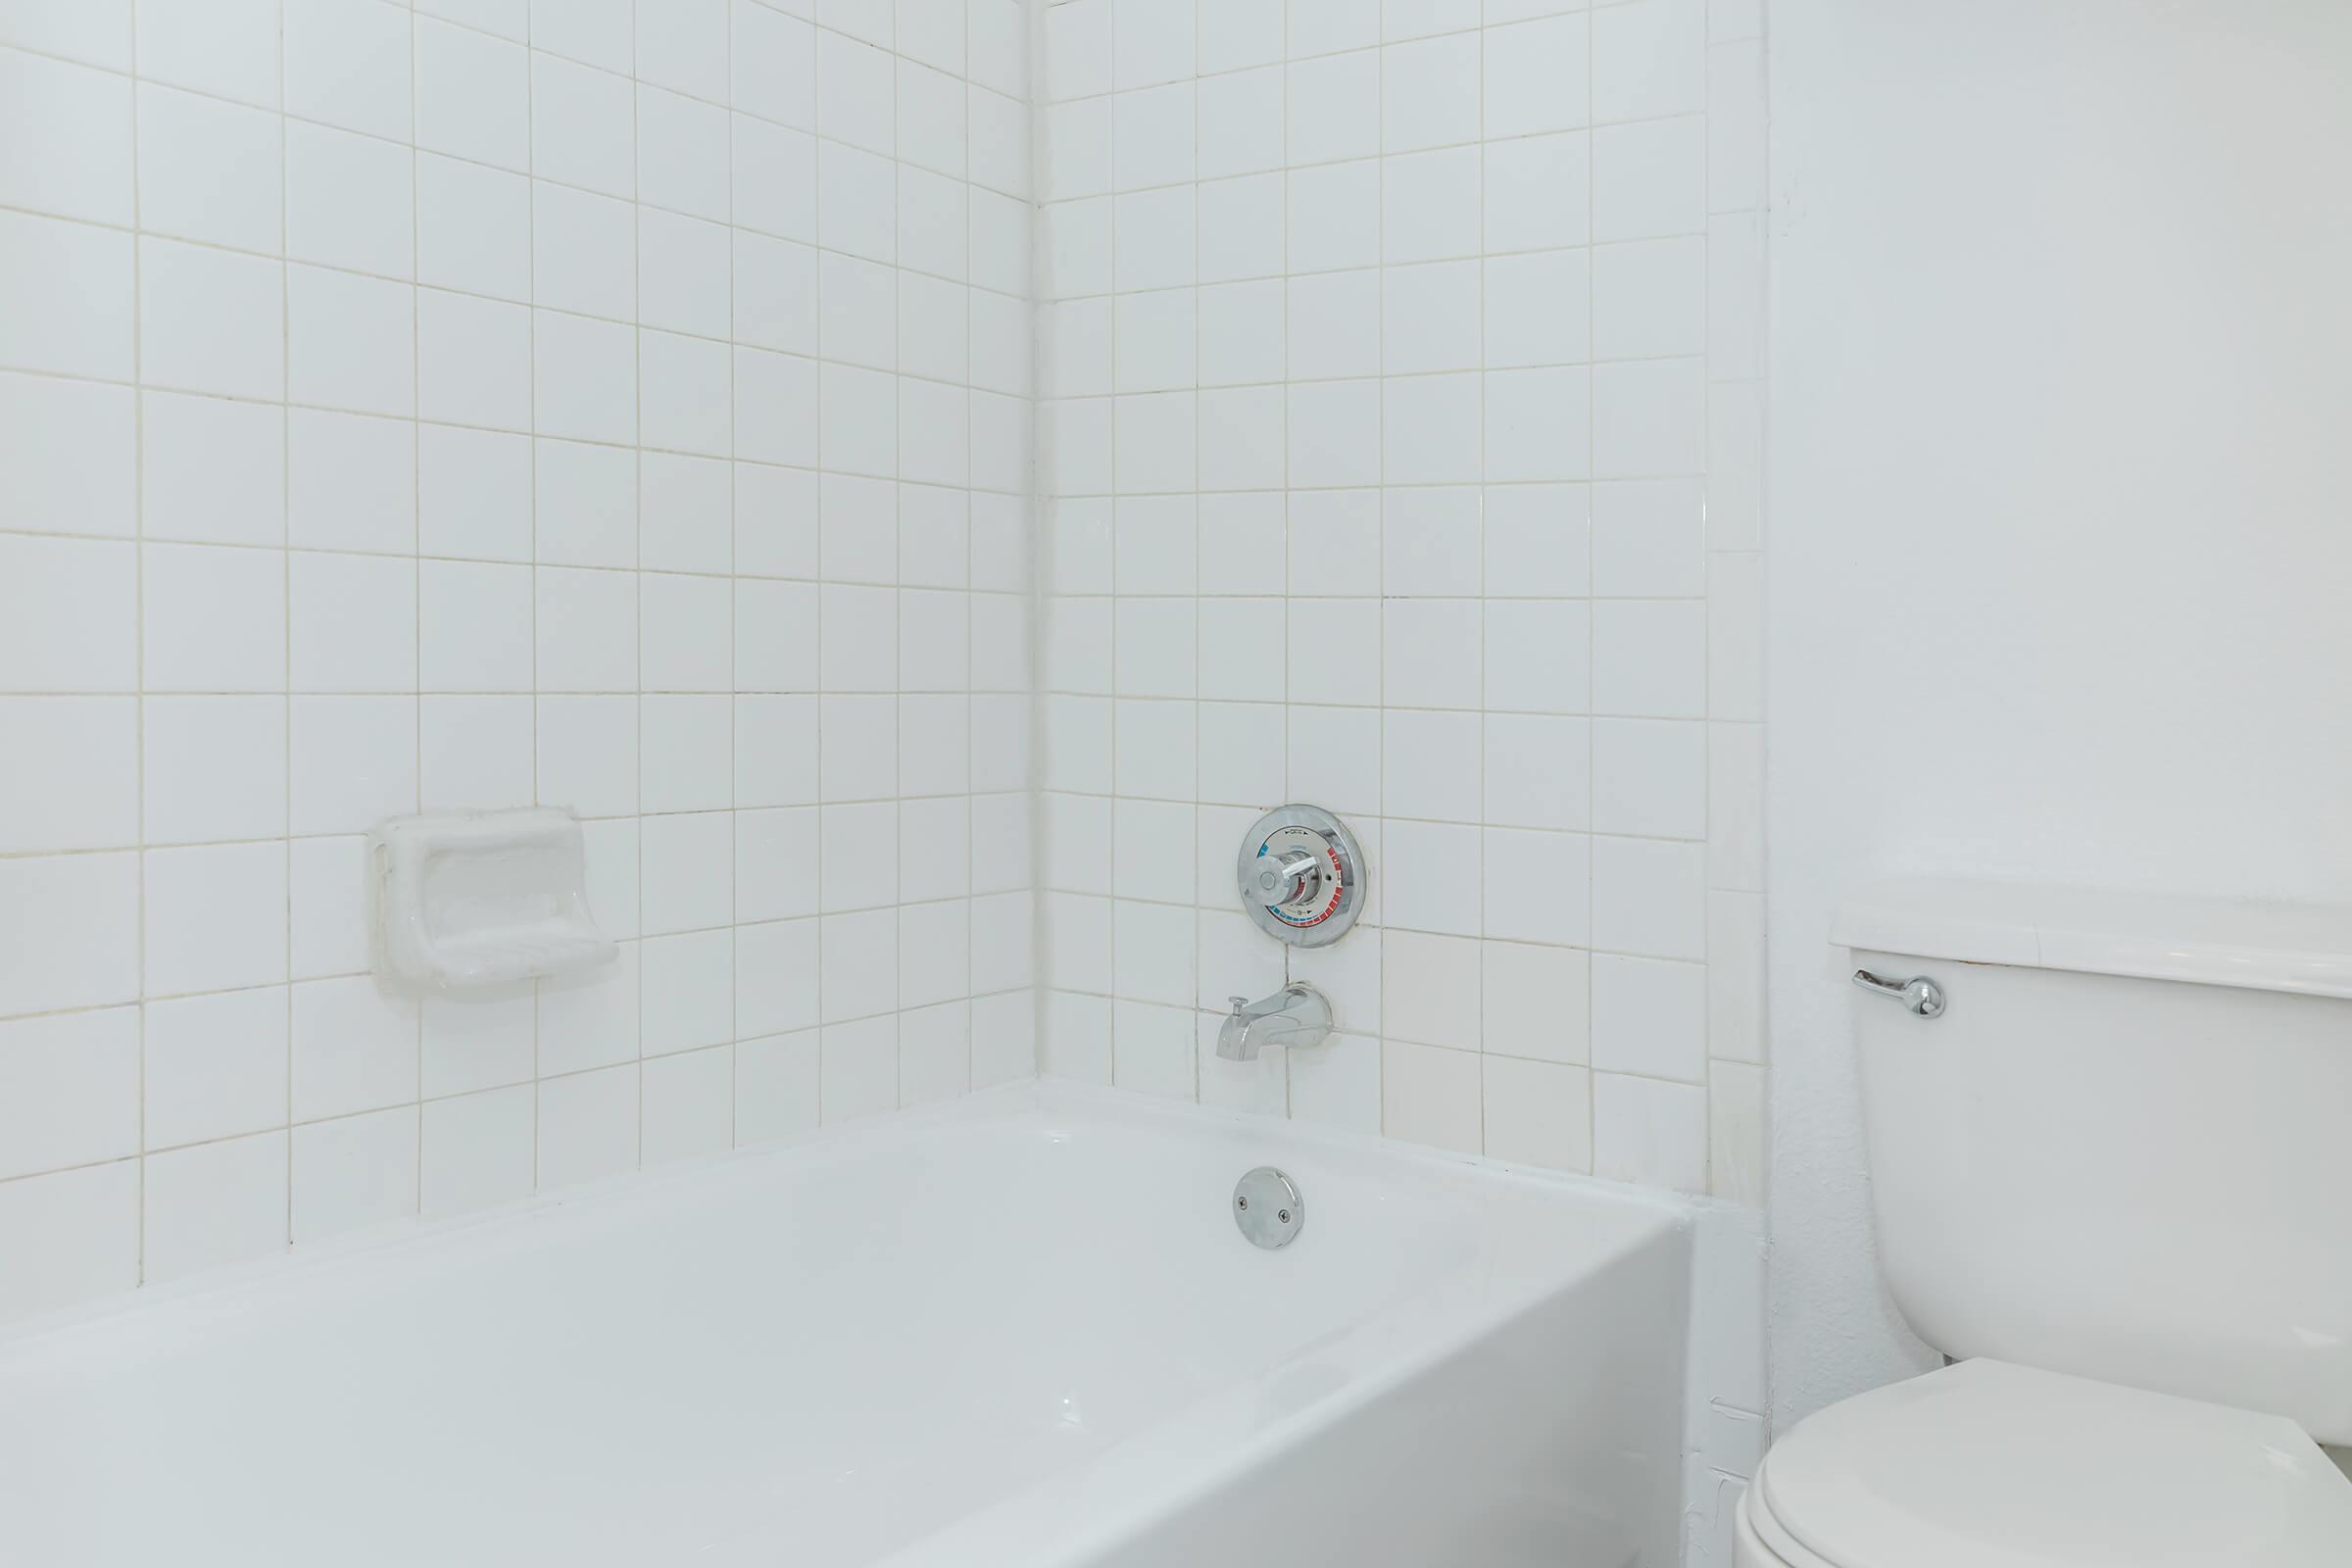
1739, 876, 2352, 1566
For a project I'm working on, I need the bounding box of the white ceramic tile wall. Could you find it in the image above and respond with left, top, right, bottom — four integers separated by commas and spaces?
0, 0, 1037, 1320
1, 0, 1767, 1326
1032, 0, 1766, 1199
1685, 1199, 1768, 1566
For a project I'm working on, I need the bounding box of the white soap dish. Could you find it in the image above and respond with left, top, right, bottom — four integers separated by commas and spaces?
369, 808, 616, 990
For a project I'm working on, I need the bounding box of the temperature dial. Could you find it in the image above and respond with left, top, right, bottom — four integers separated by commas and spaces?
1251, 848, 1323, 907
1236, 805, 1365, 948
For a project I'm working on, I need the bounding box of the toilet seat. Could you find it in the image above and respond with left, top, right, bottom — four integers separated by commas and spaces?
1740, 1359, 2352, 1568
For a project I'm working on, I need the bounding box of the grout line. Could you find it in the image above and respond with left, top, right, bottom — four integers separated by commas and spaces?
623, 0, 647, 1176
808, 0, 827, 1131
279, 0, 299, 1249
961, 0, 982, 1099
1373, 18, 1394, 1146
1102, 0, 1120, 1096
0, 24, 1034, 190
1023, 0, 1052, 1088
1272, 0, 1297, 1120
1470, 0, 1487, 1159
1695, 0, 1715, 1197
1584, 6, 1601, 1178
1183, 12, 1211, 1113
126, 0, 149, 1285
524, 0, 546, 1193
408, 2, 426, 1222
722, 0, 740, 1152
886, 0, 902, 1119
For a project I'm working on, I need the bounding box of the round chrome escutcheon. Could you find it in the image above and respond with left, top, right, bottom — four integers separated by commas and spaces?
1233, 1166, 1304, 1250
1236, 804, 1364, 948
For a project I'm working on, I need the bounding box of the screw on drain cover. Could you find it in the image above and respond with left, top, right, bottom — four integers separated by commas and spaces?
1232, 1166, 1303, 1250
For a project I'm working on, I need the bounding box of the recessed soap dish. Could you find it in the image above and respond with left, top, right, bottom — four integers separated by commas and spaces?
369, 808, 616, 990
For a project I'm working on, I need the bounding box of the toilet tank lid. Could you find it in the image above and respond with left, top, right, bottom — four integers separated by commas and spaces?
1831, 875, 2352, 1000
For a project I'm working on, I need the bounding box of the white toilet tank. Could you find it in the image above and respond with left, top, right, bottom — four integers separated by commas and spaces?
1834, 876, 2352, 1445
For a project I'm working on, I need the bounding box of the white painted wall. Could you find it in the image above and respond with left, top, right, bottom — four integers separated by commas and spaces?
1768, 0, 2352, 1428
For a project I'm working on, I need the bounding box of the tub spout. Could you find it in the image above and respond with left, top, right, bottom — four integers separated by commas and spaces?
1216, 984, 1334, 1061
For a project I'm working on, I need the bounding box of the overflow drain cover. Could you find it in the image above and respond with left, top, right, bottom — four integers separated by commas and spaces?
1233, 1166, 1304, 1250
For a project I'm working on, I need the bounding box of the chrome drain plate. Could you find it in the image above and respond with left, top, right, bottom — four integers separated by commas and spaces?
1233, 1166, 1303, 1250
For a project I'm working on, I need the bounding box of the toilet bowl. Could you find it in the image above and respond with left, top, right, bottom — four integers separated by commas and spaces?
1770, 878, 2352, 1567
1733, 1360, 2352, 1568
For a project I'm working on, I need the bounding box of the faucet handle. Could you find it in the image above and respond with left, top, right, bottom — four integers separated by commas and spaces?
1226, 994, 1250, 1013
1250, 850, 1322, 908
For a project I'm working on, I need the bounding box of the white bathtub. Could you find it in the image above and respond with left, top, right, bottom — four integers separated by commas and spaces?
0, 1083, 1696, 1567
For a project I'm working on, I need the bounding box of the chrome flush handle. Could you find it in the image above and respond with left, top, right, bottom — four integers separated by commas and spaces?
1852, 969, 1946, 1018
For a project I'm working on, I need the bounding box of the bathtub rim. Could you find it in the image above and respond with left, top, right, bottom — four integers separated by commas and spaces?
0, 1077, 1712, 1353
